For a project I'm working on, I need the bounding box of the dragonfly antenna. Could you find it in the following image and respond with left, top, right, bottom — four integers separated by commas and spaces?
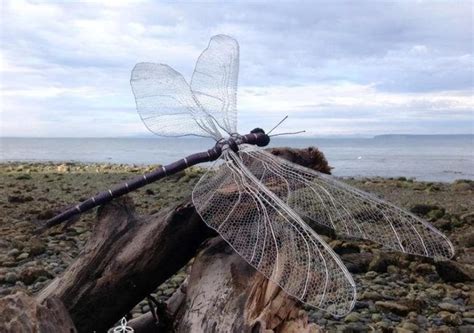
267, 115, 289, 135
269, 130, 306, 137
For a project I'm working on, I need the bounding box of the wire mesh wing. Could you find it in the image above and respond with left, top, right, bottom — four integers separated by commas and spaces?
239, 145, 455, 260
192, 149, 356, 316
130, 62, 222, 139
191, 35, 239, 135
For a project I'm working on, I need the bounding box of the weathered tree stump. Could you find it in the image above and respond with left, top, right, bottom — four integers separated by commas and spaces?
168, 237, 320, 332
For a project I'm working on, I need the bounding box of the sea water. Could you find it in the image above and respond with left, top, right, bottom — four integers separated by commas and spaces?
1, 135, 473, 182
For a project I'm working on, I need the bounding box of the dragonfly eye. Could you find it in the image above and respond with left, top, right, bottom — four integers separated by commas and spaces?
250, 127, 265, 134
257, 135, 270, 147
250, 128, 270, 147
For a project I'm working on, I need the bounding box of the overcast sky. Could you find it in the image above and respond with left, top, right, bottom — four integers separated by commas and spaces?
1, 0, 472, 137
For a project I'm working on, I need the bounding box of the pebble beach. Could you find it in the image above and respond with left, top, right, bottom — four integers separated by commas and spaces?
0, 162, 473, 332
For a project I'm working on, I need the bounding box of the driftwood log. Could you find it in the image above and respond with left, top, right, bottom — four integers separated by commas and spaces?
165, 237, 320, 333
37, 196, 215, 333
4, 147, 330, 333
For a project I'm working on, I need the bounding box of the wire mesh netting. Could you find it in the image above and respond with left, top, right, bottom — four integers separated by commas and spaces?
130, 35, 238, 139
238, 145, 455, 260
193, 149, 357, 316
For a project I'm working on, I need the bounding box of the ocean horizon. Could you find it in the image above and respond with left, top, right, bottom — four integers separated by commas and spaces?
1, 134, 473, 182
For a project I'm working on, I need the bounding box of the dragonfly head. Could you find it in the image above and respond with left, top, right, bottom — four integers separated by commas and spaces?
250, 128, 270, 147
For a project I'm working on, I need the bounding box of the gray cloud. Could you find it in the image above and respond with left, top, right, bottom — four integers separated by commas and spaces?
1, 0, 472, 137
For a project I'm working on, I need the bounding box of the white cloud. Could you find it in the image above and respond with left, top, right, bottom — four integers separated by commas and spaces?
236, 83, 473, 136
0, 0, 472, 137
240, 84, 473, 114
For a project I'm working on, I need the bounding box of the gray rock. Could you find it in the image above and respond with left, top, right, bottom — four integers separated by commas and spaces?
7, 248, 20, 257
462, 318, 474, 325
375, 321, 391, 330
318, 319, 327, 325
459, 232, 474, 247
4, 272, 19, 283
400, 321, 419, 331
162, 287, 175, 297
29, 242, 46, 256
19, 267, 52, 285
387, 312, 402, 322
169, 275, 185, 286
435, 260, 474, 283
343, 322, 368, 332
361, 291, 384, 301
2, 261, 16, 267
426, 288, 444, 298
15, 281, 26, 288
52, 267, 63, 275
17, 252, 29, 260
387, 265, 400, 274
427, 208, 445, 220
0, 255, 9, 265
355, 301, 371, 310
437, 311, 463, 326
438, 302, 461, 312
375, 301, 417, 316
371, 313, 382, 321
459, 325, 474, 333
463, 311, 474, 318
0, 239, 9, 249
416, 315, 428, 326
395, 328, 413, 333
460, 211, 474, 223
344, 312, 360, 322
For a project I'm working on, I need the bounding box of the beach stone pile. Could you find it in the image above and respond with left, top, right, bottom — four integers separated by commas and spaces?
0, 163, 472, 332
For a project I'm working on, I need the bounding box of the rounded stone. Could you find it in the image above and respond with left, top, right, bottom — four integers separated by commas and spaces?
7, 249, 20, 257
4, 272, 19, 283
401, 321, 419, 331
438, 302, 461, 312
437, 311, 463, 326
344, 312, 360, 322
17, 252, 29, 260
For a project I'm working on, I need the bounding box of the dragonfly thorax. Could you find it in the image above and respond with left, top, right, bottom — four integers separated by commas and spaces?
221, 129, 270, 150
210, 129, 270, 159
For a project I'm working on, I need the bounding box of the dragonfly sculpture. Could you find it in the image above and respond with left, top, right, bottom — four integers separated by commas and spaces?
43, 35, 454, 317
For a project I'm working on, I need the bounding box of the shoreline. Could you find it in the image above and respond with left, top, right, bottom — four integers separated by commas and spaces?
0, 162, 472, 331
1, 161, 473, 184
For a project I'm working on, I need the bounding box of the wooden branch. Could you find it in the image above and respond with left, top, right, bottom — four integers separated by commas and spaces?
38, 196, 214, 333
